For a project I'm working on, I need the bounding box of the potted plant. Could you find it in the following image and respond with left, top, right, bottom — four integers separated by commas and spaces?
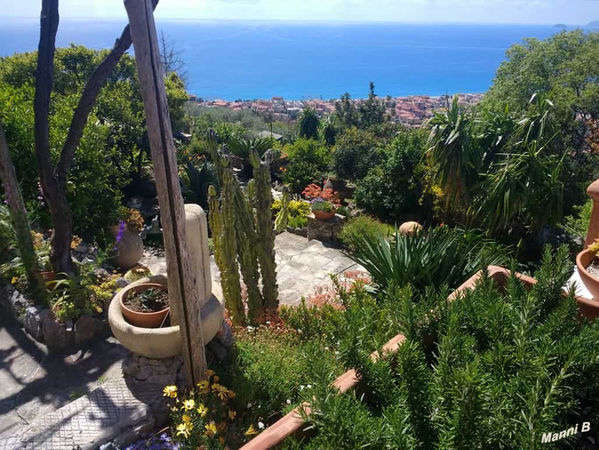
302, 183, 340, 221
120, 282, 170, 328
111, 207, 145, 270
576, 239, 599, 299
311, 198, 336, 220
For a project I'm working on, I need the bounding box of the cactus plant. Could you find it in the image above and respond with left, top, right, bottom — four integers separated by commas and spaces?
208, 182, 245, 326
206, 131, 279, 324
251, 150, 279, 310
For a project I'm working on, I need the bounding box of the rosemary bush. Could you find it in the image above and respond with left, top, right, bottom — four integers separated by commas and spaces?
288, 246, 599, 449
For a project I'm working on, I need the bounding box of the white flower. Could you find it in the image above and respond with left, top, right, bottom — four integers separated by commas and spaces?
258, 421, 265, 429
286, 399, 291, 404
307, 384, 312, 388
247, 402, 252, 408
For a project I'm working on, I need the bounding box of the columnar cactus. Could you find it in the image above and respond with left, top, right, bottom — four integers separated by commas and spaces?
208, 181, 245, 326
206, 131, 279, 324
250, 151, 279, 310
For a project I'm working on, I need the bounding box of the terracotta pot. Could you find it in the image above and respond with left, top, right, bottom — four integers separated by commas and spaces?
312, 210, 336, 221
111, 224, 144, 270
120, 282, 170, 328
575, 249, 599, 319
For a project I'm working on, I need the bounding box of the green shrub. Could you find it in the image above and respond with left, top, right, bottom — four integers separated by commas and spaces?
355, 129, 426, 221
561, 198, 592, 246
0, 205, 16, 264
290, 246, 599, 449
338, 215, 393, 253
349, 226, 509, 294
282, 139, 331, 193
332, 127, 383, 181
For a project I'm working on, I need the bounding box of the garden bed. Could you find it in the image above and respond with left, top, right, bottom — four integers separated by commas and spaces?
243, 259, 599, 449
0, 277, 109, 353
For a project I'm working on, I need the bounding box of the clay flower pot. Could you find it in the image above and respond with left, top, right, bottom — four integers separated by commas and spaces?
313, 210, 336, 221
576, 249, 599, 300
111, 222, 144, 270
120, 282, 169, 328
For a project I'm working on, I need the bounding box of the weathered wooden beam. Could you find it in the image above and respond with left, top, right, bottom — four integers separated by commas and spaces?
124, 0, 206, 385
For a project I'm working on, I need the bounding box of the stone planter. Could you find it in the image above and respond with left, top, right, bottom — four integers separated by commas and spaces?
112, 224, 144, 270
109, 276, 224, 359
120, 282, 170, 328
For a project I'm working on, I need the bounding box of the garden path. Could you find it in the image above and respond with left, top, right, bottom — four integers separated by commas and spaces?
140, 231, 366, 306
0, 313, 128, 439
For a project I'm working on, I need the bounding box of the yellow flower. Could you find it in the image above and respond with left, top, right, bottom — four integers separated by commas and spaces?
176, 421, 193, 438
219, 436, 225, 445
10, 276, 18, 284
197, 379, 209, 393
197, 403, 208, 418
204, 421, 218, 437
205, 369, 215, 377
182, 399, 195, 410
228, 409, 237, 420
182, 414, 192, 424
163, 385, 178, 398
211, 383, 229, 400
245, 424, 258, 436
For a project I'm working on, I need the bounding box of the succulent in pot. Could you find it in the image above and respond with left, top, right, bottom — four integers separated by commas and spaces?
311, 197, 336, 220
111, 207, 145, 270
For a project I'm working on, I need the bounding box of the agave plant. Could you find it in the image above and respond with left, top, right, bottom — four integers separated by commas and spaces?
225, 136, 275, 178
182, 159, 219, 210
349, 226, 508, 294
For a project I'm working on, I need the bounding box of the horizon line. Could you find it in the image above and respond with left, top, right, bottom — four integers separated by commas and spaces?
0, 16, 592, 27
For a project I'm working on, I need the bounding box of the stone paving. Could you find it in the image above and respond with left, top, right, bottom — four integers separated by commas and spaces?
141, 231, 365, 306
0, 314, 128, 440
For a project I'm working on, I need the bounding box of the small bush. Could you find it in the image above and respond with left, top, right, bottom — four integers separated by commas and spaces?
282, 139, 331, 193
338, 215, 393, 254
332, 127, 384, 181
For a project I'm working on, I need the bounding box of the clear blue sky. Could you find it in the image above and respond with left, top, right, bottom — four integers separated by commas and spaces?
2, 0, 598, 25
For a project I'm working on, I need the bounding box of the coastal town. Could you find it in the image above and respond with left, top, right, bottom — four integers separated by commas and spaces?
188, 92, 484, 126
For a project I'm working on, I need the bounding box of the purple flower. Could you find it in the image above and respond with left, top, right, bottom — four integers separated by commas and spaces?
114, 220, 126, 250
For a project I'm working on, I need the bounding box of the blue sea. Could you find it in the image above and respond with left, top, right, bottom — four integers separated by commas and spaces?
0, 18, 586, 100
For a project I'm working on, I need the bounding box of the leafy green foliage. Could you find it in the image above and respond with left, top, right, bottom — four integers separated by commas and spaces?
181, 159, 219, 209
561, 199, 592, 245
349, 226, 508, 294
355, 129, 427, 220
291, 246, 599, 449
332, 127, 383, 181
483, 30, 599, 119
0, 46, 188, 243
338, 215, 393, 253
282, 139, 332, 193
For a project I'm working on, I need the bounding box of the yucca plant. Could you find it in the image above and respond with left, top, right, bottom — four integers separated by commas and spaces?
349, 225, 507, 294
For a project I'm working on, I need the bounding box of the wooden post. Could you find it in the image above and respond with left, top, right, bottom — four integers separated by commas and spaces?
0, 122, 45, 300
124, 0, 206, 385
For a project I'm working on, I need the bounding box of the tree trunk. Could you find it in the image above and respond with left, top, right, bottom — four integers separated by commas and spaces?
0, 123, 46, 301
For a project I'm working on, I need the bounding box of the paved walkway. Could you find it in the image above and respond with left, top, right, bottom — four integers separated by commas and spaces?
0, 314, 129, 443
141, 231, 365, 306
